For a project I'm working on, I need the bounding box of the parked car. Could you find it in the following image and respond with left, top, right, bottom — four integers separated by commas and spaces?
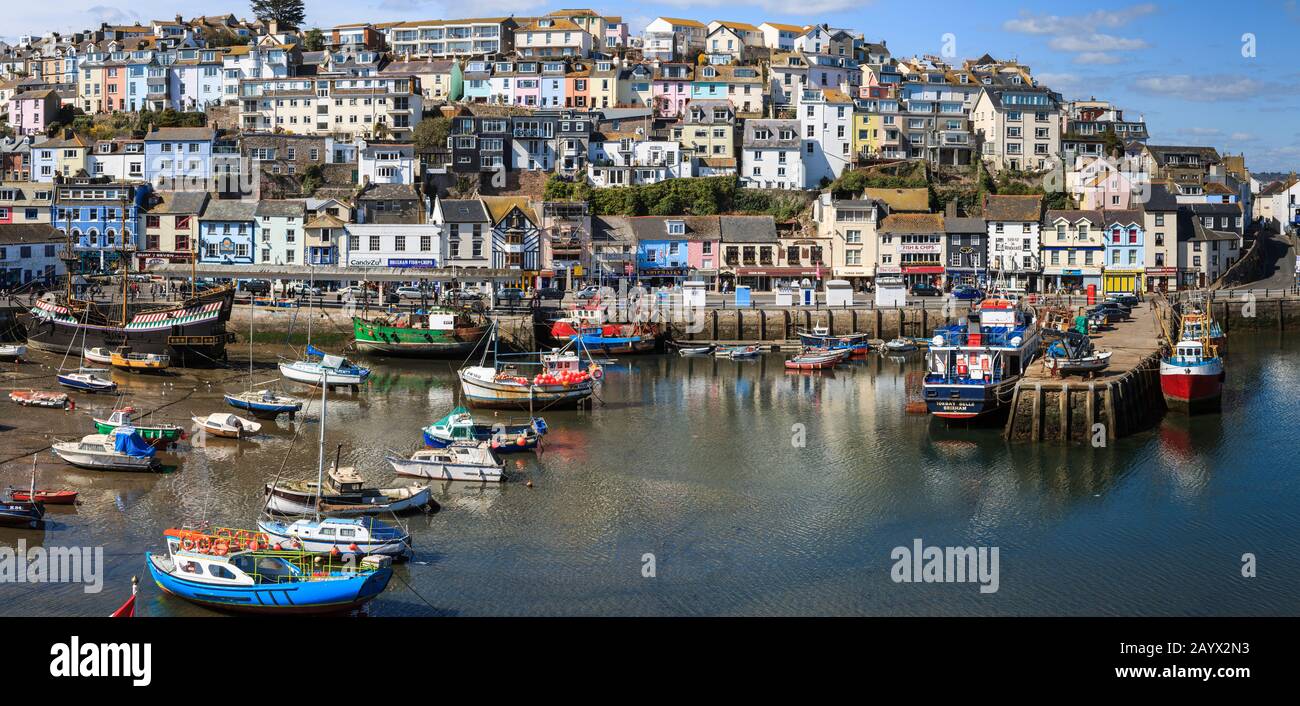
450, 289, 485, 304
534, 287, 565, 301
1109, 294, 1140, 307
286, 282, 321, 297
395, 285, 429, 300
951, 285, 984, 301
240, 279, 271, 295
494, 288, 526, 306
909, 282, 943, 297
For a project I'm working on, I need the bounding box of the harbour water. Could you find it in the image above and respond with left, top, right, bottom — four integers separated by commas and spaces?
2, 331, 1298, 616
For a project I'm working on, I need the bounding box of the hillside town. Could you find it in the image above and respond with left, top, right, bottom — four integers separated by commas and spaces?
0, 7, 1293, 296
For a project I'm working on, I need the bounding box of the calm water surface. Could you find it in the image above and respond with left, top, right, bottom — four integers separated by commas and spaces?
3, 333, 1298, 616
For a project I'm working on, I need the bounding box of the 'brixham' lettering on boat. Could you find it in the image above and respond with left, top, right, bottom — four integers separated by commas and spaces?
890, 539, 1000, 594
0, 540, 103, 593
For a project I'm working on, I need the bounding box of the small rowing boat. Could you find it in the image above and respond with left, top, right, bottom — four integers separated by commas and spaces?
715, 345, 762, 359
7, 489, 78, 505
9, 390, 69, 408
784, 351, 844, 370
676, 344, 716, 357
192, 412, 262, 439
94, 407, 184, 446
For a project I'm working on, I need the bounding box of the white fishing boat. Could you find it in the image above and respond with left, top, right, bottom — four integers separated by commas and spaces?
458, 324, 601, 410
264, 465, 433, 516
82, 346, 115, 365
0, 343, 26, 361
192, 412, 263, 439
9, 390, 69, 408
386, 441, 506, 482
256, 516, 413, 558
1044, 350, 1113, 375
883, 338, 919, 353
279, 348, 370, 387
51, 428, 159, 471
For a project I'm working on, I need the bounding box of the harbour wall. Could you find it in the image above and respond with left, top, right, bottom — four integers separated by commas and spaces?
1003, 353, 1165, 444
666, 307, 957, 346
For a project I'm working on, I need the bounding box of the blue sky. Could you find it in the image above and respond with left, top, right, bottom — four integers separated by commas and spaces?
13, 1, 1300, 173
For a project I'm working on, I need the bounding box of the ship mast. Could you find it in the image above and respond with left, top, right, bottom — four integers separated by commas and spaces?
120, 192, 129, 326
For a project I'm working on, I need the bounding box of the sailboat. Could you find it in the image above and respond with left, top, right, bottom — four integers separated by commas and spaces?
277, 269, 370, 388
0, 459, 46, 528
56, 313, 116, 393
258, 360, 412, 558
225, 295, 303, 418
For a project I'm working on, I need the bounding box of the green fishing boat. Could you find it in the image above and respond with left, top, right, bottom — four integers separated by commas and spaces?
352, 309, 487, 358
92, 408, 184, 446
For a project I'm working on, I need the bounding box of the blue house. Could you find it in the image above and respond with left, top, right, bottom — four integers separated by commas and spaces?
144, 126, 216, 188
197, 199, 258, 264
1103, 210, 1145, 294
632, 217, 691, 285
52, 179, 150, 267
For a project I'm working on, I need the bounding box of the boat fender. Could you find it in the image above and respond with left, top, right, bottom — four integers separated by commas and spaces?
517, 435, 527, 446
68, 398, 75, 411
273, 543, 282, 551
330, 546, 341, 557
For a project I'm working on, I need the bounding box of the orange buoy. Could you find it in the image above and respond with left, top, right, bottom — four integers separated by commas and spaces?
349, 543, 360, 552
330, 545, 341, 556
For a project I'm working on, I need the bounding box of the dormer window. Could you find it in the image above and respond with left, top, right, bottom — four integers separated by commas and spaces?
702, 67, 716, 78
667, 220, 685, 235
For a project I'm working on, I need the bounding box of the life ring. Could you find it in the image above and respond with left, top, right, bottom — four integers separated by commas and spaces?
196, 538, 211, 553
213, 540, 229, 556
181, 537, 196, 551
589, 365, 603, 380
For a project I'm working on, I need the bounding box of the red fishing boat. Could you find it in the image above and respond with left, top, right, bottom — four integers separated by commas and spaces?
549, 309, 659, 354
1160, 338, 1223, 413
7, 489, 78, 505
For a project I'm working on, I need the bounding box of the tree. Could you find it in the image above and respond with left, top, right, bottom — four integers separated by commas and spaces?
303, 28, 325, 51
412, 116, 451, 153
250, 0, 305, 29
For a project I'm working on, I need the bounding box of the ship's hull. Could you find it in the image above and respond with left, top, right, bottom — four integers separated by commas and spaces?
458, 368, 595, 410
353, 318, 486, 358
146, 553, 391, 615
22, 289, 234, 367
923, 378, 1020, 420
1160, 359, 1224, 413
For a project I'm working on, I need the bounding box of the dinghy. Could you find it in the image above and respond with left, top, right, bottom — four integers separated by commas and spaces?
6, 489, 77, 505
192, 412, 262, 439
883, 338, 919, 353
9, 390, 69, 408
264, 465, 432, 516
784, 351, 844, 370
386, 441, 506, 483
224, 389, 304, 419
82, 347, 115, 365
146, 530, 392, 614
676, 344, 716, 357
716, 345, 762, 359
51, 428, 159, 472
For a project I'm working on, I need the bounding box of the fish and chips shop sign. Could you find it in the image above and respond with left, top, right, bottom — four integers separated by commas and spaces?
348, 257, 438, 268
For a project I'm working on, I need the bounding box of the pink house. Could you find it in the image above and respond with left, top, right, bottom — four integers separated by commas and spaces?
652, 63, 693, 118
11, 89, 60, 136
687, 231, 720, 273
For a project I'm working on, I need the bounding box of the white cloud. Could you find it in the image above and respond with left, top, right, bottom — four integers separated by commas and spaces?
1003, 4, 1158, 35
1228, 132, 1257, 142
1048, 33, 1148, 52
1073, 52, 1123, 65
1132, 75, 1272, 102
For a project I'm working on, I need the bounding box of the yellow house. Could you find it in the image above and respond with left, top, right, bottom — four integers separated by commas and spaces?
39, 131, 93, 178
852, 111, 880, 160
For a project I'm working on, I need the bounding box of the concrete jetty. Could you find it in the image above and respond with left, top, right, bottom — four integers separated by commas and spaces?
1004, 300, 1170, 444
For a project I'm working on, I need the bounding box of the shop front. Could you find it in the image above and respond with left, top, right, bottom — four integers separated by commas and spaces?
734, 265, 823, 292
1103, 269, 1144, 295
1042, 267, 1102, 294
901, 264, 944, 287
899, 241, 944, 287
638, 265, 690, 288
1145, 266, 1176, 293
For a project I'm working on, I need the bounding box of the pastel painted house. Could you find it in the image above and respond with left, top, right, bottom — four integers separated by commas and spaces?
10, 89, 60, 136
143, 126, 216, 188
1102, 210, 1145, 294
197, 199, 259, 265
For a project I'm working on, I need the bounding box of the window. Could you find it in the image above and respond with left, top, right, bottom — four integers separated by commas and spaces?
369, 235, 380, 251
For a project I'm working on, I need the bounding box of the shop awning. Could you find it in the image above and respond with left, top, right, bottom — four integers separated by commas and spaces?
902, 266, 944, 274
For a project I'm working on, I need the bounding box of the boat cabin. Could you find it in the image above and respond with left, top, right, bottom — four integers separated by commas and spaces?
541, 349, 583, 373
164, 538, 303, 585
1171, 340, 1207, 364
326, 466, 365, 494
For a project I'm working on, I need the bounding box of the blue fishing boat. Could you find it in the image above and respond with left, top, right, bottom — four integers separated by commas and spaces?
421, 406, 547, 452
146, 530, 392, 614
923, 298, 1040, 419
796, 326, 871, 356
0, 497, 45, 528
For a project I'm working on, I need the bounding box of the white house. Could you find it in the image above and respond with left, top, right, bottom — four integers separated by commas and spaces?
357, 140, 418, 185
587, 135, 692, 187
797, 87, 853, 188
255, 199, 306, 265
983, 194, 1044, 292
741, 119, 804, 190
342, 222, 442, 269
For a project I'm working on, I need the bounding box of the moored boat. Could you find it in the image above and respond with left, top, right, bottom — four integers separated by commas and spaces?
7, 489, 77, 505
264, 466, 432, 516
458, 326, 602, 410
421, 406, 547, 451
279, 346, 371, 387
94, 407, 184, 446
1160, 338, 1223, 413
715, 345, 762, 359
82, 347, 115, 365
9, 390, 69, 408
56, 370, 117, 393
256, 516, 413, 559
0, 343, 26, 361
784, 351, 844, 370
192, 412, 262, 439
0, 497, 45, 527
797, 326, 871, 356
883, 338, 919, 353
352, 309, 487, 357
386, 441, 506, 483
923, 298, 1040, 420
224, 389, 304, 419
549, 309, 659, 354
146, 532, 392, 615
109, 347, 170, 373
51, 427, 159, 472
675, 344, 716, 357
